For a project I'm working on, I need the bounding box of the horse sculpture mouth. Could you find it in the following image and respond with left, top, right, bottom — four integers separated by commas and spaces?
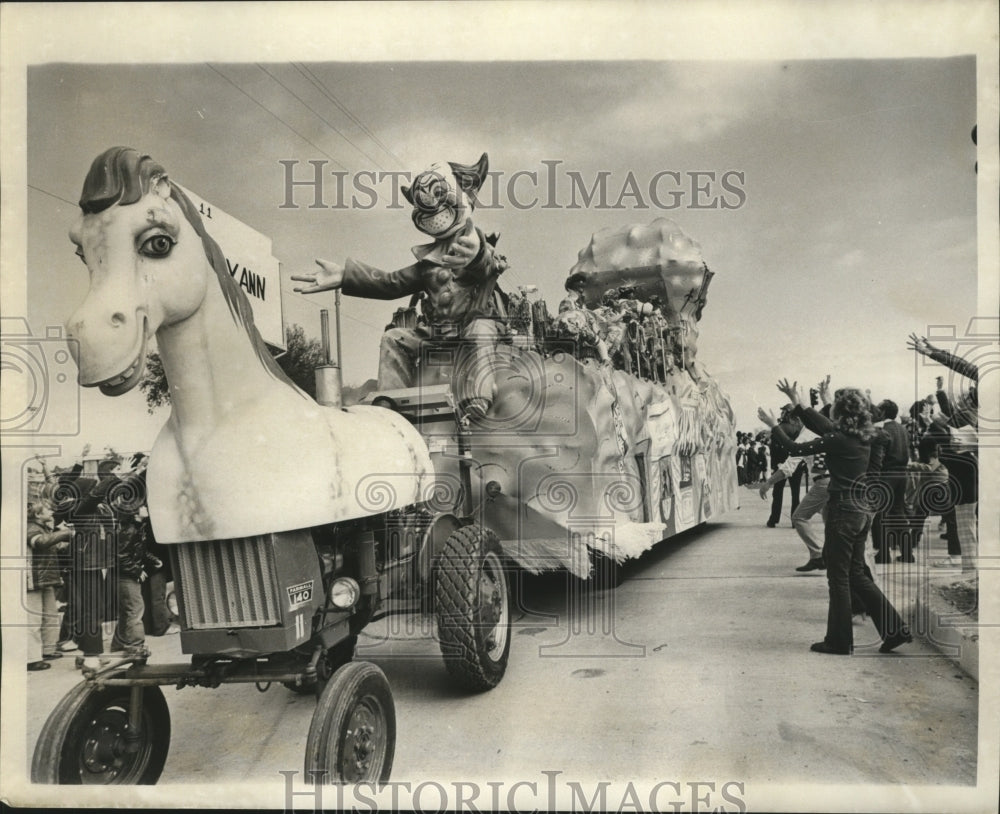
97, 320, 149, 397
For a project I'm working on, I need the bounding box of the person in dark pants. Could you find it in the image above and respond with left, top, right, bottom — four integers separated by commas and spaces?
931, 380, 977, 565
735, 436, 747, 485
923, 415, 977, 569
745, 440, 758, 484
899, 435, 950, 563
70, 509, 117, 664
140, 506, 178, 635
754, 441, 769, 483
908, 334, 980, 568
767, 405, 804, 527
870, 400, 911, 562
55, 460, 121, 667
52, 461, 86, 652
109, 509, 160, 654
761, 381, 911, 655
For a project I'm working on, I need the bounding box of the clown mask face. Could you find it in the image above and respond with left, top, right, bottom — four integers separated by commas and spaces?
406, 169, 470, 238
401, 152, 489, 240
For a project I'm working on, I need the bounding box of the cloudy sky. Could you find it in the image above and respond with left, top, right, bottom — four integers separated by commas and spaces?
11, 5, 989, 459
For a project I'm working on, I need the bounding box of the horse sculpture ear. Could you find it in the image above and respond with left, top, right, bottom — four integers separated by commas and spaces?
401, 184, 413, 206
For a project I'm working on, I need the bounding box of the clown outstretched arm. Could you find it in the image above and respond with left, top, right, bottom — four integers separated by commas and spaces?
291, 230, 485, 300
340, 233, 491, 303
292, 229, 503, 414
292, 257, 425, 298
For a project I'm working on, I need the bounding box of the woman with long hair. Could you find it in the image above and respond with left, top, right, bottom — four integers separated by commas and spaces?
759, 380, 912, 655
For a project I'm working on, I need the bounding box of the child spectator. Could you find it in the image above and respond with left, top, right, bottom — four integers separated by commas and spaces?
109, 509, 160, 654
26, 501, 73, 670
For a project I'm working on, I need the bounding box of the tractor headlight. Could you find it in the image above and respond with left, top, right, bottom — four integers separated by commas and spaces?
329, 577, 361, 609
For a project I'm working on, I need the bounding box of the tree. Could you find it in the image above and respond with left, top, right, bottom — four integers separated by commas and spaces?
277, 324, 327, 400
139, 351, 170, 413
139, 324, 327, 412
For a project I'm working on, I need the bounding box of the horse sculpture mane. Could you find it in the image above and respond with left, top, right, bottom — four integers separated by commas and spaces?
79, 146, 296, 392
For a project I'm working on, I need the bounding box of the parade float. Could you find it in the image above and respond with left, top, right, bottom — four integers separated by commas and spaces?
349, 199, 741, 584
33, 147, 737, 787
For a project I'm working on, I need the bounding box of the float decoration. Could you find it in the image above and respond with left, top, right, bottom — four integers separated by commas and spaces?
356, 215, 740, 578
65, 147, 433, 543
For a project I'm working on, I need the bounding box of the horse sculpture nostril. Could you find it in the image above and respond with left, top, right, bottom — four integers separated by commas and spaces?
111, 312, 127, 327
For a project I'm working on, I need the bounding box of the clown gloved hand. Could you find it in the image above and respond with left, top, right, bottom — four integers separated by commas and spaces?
440, 230, 481, 269
292, 259, 345, 294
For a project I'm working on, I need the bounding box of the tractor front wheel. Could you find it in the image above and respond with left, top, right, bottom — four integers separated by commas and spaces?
304, 661, 395, 784
31, 683, 170, 784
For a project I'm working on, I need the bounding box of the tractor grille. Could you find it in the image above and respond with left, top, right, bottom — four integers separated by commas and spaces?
173, 535, 281, 629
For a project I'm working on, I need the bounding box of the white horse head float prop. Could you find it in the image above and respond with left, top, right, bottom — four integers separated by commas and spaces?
66, 147, 432, 543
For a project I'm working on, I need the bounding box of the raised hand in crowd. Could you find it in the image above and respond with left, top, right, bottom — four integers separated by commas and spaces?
757, 406, 777, 428
817, 374, 832, 406
776, 378, 803, 407
906, 333, 935, 357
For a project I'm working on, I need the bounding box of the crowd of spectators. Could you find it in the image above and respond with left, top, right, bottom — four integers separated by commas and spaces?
25, 447, 177, 672
744, 334, 980, 655
734, 432, 770, 486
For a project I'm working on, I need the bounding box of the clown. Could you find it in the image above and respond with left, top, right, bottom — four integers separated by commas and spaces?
294, 153, 507, 418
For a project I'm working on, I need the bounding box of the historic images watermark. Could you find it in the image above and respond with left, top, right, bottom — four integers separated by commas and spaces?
278, 160, 748, 212
896, 316, 997, 652
281, 770, 748, 813
916, 317, 998, 442
0, 318, 80, 437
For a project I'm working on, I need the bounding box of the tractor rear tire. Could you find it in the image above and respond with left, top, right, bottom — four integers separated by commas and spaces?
434, 526, 512, 692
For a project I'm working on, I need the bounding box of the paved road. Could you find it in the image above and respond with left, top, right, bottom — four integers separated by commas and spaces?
24, 490, 980, 807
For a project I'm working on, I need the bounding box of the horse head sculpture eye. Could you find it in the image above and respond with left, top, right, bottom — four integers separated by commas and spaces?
139, 234, 176, 258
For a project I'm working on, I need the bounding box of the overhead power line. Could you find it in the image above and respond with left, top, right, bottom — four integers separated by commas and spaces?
292, 63, 406, 169
28, 184, 77, 208
255, 64, 388, 172
204, 63, 348, 171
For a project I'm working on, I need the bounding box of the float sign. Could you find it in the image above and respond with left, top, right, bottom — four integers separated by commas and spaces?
176, 184, 285, 350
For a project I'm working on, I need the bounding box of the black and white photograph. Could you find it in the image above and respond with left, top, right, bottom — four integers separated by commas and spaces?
1, 2, 997, 811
